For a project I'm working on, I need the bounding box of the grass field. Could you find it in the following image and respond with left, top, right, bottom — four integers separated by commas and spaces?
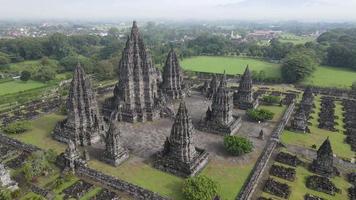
10, 113, 67, 153
89, 157, 255, 200
0, 80, 47, 96
262, 163, 352, 200
302, 65, 356, 88
281, 96, 354, 159
181, 56, 281, 78
278, 33, 315, 45
4, 59, 59, 73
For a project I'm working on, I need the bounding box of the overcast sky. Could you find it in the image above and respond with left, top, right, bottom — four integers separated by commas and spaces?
1, 0, 356, 21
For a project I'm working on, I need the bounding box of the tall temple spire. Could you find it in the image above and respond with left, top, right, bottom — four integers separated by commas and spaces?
207, 74, 219, 99
211, 72, 233, 125
53, 63, 105, 146
199, 72, 242, 135
111, 21, 160, 123
233, 65, 258, 110
154, 100, 209, 177
161, 48, 185, 99
103, 120, 129, 166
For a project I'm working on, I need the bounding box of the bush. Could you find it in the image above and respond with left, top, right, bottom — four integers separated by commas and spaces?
2, 120, 30, 134
262, 95, 281, 105
182, 175, 219, 200
20, 70, 31, 81
223, 136, 253, 156
247, 108, 275, 122
33, 65, 56, 82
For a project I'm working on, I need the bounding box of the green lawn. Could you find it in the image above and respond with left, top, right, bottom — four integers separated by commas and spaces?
4, 59, 59, 73
302, 65, 356, 88
278, 33, 315, 45
281, 96, 354, 160
89, 157, 255, 200
181, 56, 281, 78
89, 157, 185, 200
10, 113, 67, 153
259, 105, 287, 122
262, 164, 352, 200
0, 80, 47, 96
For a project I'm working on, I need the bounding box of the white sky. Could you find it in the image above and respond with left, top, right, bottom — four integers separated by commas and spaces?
0, 0, 356, 21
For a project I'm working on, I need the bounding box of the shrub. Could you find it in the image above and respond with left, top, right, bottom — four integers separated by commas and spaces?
2, 120, 30, 134
20, 70, 31, 81
262, 95, 281, 105
247, 108, 275, 122
223, 136, 253, 156
182, 175, 219, 200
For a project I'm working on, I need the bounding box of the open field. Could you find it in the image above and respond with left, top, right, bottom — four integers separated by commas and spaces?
10, 113, 67, 153
3, 59, 59, 73
181, 56, 356, 88
0, 80, 47, 96
278, 33, 316, 45
302, 65, 356, 88
181, 56, 281, 78
281, 96, 354, 160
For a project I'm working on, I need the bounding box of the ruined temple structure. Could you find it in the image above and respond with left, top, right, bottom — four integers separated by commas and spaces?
206, 74, 219, 99
291, 108, 309, 133
53, 63, 105, 146
198, 73, 242, 135
154, 101, 209, 177
103, 21, 162, 123
233, 66, 258, 110
300, 86, 314, 114
0, 164, 18, 191
63, 139, 87, 173
103, 120, 129, 166
161, 49, 185, 99
310, 138, 338, 177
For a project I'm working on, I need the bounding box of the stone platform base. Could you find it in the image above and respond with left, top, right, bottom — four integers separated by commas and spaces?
309, 162, 339, 178
52, 119, 101, 146
197, 115, 242, 136
235, 99, 259, 110
153, 148, 209, 178
102, 151, 129, 167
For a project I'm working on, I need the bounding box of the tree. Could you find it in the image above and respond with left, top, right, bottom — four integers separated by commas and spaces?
33, 65, 56, 82
59, 55, 94, 73
224, 136, 254, 156
246, 108, 275, 122
182, 175, 219, 200
95, 60, 115, 80
0, 189, 12, 200
22, 151, 52, 182
281, 50, 317, 83
20, 70, 31, 81
45, 33, 72, 59
0, 52, 11, 65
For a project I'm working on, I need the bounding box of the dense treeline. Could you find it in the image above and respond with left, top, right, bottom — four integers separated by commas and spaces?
317, 28, 356, 70
0, 29, 125, 81
1, 24, 356, 85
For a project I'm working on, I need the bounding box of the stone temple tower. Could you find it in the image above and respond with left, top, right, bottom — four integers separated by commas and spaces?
310, 137, 336, 177
207, 74, 219, 99
111, 21, 160, 123
233, 66, 258, 109
103, 120, 129, 166
154, 101, 209, 177
199, 73, 241, 135
161, 49, 185, 99
53, 63, 105, 146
